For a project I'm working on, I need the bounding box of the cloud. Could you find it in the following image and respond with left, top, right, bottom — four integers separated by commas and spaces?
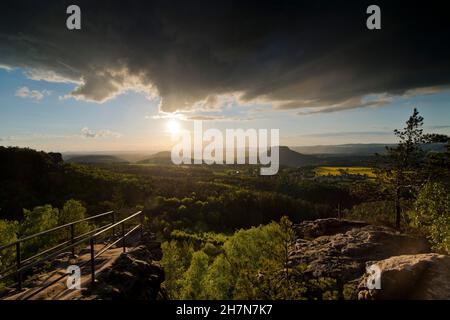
185, 115, 224, 121
15, 86, 50, 101
24, 68, 81, 84
1, 1, 450, 114
0, 64, 13, 71
150, 111, 254, 121
80, 127, 96, 138
186, 115, 254, 121
297, 94, 393, 115
81, 127, 122, 139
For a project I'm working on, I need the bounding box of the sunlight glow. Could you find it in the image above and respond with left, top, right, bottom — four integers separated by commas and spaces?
167, 119, 181, 135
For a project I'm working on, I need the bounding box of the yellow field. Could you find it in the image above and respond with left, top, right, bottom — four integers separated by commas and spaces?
314, 166, 376, 178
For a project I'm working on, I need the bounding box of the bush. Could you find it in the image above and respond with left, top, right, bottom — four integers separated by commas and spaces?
410, 182, 450, 253
180, 251, 209, 299
344, 201, 396, 226
160, 240, 194, 299
58, 199, 91, 238
20, 205, 59, 257
0, 220, 19, 276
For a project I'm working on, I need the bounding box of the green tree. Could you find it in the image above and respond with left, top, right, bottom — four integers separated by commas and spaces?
376, 108, 428, 229
162, 218, 337, 300
223, 222, 280, 299
422, 134, 450, 183
0, 220, 19, 276
180, 251, 209, 299
410, 182, 450, 253
276, 216, 296, 278
160, 240, 194, 299
222, 217, 302, 299
20, 204, 59, 256
202, 254, 233, 299
58, 199, 91, 238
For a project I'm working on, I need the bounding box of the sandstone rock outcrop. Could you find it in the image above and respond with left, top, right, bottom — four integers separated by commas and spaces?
357, 253, 450, 300
84, 243, 165, 300
293, 218, 370, 239
289, 218, 430, 283
290, 218, 450, 299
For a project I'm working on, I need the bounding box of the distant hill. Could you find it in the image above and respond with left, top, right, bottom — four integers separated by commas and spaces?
69, 145, 447, 167
138, 151, 173, 165
291, 143, 446, 155
291, 144, 391, 155
65, 155, 128, 164
104, 144, 447, 167
277, 146, 319, 167
278, 146, 376, 167
138, 147, 321, 167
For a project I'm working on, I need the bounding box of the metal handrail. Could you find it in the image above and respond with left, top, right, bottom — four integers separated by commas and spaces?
0, 210, 115, 291
88, 211, 143, 284
24, 211, 143, 300
0, 210, 144, 299
0, 223, 116, 280
92, 210, 141, 238
20, 223, 113, 266
0, 211, 113, 251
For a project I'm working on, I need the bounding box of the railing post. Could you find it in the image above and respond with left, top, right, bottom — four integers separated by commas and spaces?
90, 238, 95, 284
16, 242, 22, 291
111, 211, 116, 238
121, 223, 126, 252
70, 224, 75, 256
140, 212, 144, 240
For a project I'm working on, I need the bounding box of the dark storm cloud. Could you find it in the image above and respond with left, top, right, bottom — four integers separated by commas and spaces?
0, 0, 449, 114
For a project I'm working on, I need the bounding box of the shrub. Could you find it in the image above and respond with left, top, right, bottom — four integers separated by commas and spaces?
410, 182, 450, 253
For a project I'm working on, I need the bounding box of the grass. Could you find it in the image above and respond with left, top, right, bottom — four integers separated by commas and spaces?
314, 166, 376, 178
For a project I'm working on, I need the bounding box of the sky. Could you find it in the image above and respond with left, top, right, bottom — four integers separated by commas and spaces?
0, 0, 449, 152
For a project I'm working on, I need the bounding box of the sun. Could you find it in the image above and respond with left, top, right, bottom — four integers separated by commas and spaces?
167, 119, 181, 135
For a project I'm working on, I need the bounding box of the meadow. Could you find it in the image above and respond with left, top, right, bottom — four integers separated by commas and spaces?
314, 166, 376, 178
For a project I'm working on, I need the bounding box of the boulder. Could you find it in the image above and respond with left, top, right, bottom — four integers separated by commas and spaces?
358, 253, 450, 300
289, 219, 430, 283
293, 218, 369, 239
85, 245, 165, 300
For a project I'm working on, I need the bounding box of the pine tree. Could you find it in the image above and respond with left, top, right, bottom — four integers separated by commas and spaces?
376, 108, 427, 229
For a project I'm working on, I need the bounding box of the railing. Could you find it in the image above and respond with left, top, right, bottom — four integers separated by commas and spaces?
0, 210, 144, 299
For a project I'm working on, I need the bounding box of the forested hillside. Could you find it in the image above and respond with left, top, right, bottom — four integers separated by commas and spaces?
0, 147, 151, 220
